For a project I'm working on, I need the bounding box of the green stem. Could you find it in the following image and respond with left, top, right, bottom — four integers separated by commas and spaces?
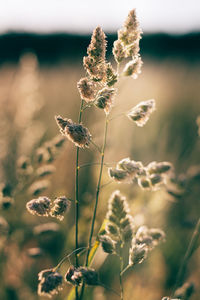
119, 243, 124, 300
119, 257, 124, 300
120, 264, 131, 276
80, 116, 109, 300
172, 218, 200, 295
86, 116, 109, 265
75, 99, 84, 300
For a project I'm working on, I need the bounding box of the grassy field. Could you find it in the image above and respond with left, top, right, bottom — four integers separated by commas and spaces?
0, 48, 200, 300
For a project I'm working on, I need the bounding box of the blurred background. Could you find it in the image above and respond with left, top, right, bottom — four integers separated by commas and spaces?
0, 1, 200, 300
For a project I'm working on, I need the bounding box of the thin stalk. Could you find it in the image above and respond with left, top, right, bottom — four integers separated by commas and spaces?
53, 247, 87, 271
172, 218, 200, 295
85, 116, 109, 265
80, 116, 109, 300
75, 99, 84, 300
119, 245, 124, 300
120, 264, 131, 276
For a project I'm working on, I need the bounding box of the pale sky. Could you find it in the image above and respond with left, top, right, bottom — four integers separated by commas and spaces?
0, 0, 200, 34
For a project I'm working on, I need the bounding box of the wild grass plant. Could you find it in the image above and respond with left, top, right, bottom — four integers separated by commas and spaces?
0, 8, 200, 300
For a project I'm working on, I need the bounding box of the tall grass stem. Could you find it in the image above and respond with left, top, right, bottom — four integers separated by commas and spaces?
75, 99, 84, 299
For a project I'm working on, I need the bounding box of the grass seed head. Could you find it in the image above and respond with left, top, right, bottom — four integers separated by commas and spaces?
113, 40, 126, 63
137, 176, 151, 190
55, 115, 91, 148
125, 41, 140, 58
118, 9, 142, 46
106, 63, 118, 87
108, 167, 129, 182
117, 157, 144, 176
83, 56, 106, 82
65, 266, 83, 286
95, 87, 116, 114
127, 99, 156, 127
77, 77, 96, 102
122, 56, 143, 79
38, 269, 63, 297
147, 161, 173, 175
50, 196, 71, 221
26, 196, 51, 217
129, 242, 148, 266
78, 267, 99, 286
99, 235, 116, 254
87, 26, 107, 63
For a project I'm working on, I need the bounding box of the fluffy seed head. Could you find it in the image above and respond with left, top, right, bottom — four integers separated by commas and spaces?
99, 235, 116, 254
87, 26, 107, 63
83, 56, 106, 82
125, 42, 140, 58
147, 161, 173, 175
148, 228, 165, 245
127, 99, 156, 127
77, 77, 96, 102
137, 176, 151, 190
65, 266, 83, 286
124, 9, 141, 34
117, 158, 144, 176
95, 87, 116, 114
26, 196, 51, 217
122, 56, 143, 79
106, 223, 119, 236
135, 226, 165, 249
149, 174, 164, 189
106, 63, 118, 87
108, 168, 129, 182
113, 40, 126, 63
38, 269, 63, 297
108, 190, 129, 219
129, 242, 148, 266
78, 267, 99, 285
55, 115, 91, 148
50, 196, 71, 221
118, 9, 142, 46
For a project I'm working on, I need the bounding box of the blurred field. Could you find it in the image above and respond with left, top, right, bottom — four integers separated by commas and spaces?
0, 40, 200, 300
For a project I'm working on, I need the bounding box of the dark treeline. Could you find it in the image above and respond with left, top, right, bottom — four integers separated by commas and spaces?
0, 32, 200, 65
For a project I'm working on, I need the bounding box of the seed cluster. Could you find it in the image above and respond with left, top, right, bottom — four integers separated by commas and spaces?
55, 115, 91, 148
127, 99, 156, 127
38, 269, 63, 298
26, 196, 71, 220
65, 266, 98, 286
109, 157, 173, 191
113, 9, 143, 79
